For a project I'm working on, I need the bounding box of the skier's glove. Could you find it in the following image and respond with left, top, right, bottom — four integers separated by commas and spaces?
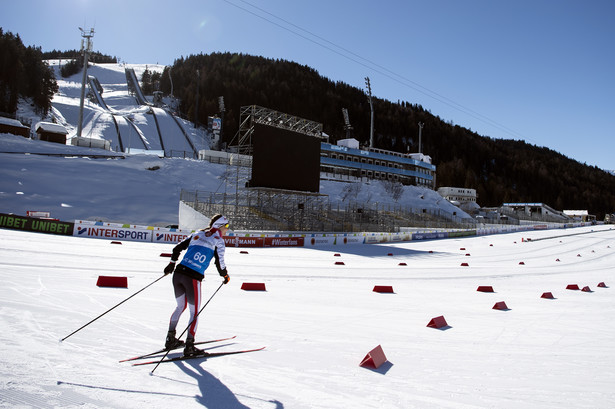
164, 261, 176, 275
219, 268, 230, 284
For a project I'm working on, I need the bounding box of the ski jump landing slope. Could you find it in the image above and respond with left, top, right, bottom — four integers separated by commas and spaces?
77, 64, 199, 156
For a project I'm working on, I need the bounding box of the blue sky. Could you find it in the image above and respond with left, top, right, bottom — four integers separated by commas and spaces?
2, 0, 614, 170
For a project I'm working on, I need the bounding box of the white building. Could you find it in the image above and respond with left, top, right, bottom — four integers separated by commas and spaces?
437, 187, 478, 210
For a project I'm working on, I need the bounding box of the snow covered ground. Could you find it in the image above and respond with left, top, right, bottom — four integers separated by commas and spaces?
0, 133, 464, 226
1, 224, 614, 408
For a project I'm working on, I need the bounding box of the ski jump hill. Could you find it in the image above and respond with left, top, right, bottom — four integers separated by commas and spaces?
50, 62, 202, 157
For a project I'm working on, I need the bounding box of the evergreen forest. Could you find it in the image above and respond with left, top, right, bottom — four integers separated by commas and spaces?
0, 29, 57, 115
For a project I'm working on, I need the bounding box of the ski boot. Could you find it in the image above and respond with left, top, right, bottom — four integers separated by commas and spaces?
165, 330, 185, 350
183, 339, 208, 357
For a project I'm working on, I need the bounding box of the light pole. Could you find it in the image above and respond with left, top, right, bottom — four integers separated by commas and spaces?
218, 96, 225, 149
77, 27, 94, 138
195, 69, 200, 128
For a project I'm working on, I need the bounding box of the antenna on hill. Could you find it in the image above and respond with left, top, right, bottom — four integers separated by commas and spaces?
418, 122, 424, 154
364, 77, 374, 148
342, 108, 353, 139
76, 27, 95, 138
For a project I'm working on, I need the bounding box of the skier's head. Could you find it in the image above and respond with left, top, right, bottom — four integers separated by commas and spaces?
209, 214, 230, 230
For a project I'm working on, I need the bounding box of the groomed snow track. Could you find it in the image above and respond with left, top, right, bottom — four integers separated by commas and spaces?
84, 69, 198, 157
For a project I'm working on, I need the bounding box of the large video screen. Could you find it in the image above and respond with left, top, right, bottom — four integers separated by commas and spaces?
250, 123, 320, 193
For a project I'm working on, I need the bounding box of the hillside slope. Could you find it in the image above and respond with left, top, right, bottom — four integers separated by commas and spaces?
159, 52, 615, 218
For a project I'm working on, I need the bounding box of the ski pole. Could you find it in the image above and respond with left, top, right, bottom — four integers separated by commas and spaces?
61, 274, 168, 342
150, 281, 224, 374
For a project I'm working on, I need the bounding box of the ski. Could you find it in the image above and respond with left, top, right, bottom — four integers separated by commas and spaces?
132, 346, 266, 366
119, 335, 237, 362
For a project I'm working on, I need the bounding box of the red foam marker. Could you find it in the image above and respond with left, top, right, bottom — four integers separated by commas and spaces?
477, 286, 494, 293
359, 345, 388, 369
493, 301, 509, 310
373, 285, 394, 293
427, 315, 448, 329
96, 276, 128, 288
241, 282, 267, 291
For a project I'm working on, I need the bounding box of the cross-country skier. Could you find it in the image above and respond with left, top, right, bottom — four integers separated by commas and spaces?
163, 214, 231, 356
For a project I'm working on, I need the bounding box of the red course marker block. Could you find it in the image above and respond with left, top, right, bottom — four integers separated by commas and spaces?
110, 241, 122, 245
460, 262, 469, 267
160, 253, 172, 257
518, 261, 525, 265
241, 282, 267, 291
333, 253, 341, 257
597, 282, 607, 288
541, 292, 555, 299
334, 261, 345, 265
398, 262, 407, 266
387, 253, 393, 256
581, 286, 592, 292
477, 286, 494, 293
493, 301, 509, 310
427, 315, 449, 329
240, 250, 249, 254
373, 285, 394, 293
359, 345, 388, 369
566, 284, 580, 290
96, 276, 128, 288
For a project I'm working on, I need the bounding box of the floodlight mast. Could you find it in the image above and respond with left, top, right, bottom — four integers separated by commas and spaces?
76, 27, 94, 138
364, 77, 374, 148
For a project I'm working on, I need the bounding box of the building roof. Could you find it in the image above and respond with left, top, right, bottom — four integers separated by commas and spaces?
563, 210, 589, 216
0, 116, 28, 128
35, 122, 68, 135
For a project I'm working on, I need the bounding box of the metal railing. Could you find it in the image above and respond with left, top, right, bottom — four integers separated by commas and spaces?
181, 188, 476, 232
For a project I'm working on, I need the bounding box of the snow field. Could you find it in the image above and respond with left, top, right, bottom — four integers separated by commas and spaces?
0, 226, 614, 408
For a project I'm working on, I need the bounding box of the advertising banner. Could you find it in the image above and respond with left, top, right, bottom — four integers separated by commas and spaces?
224, 236, 265, 247
305, 235, 336, 246
412, 231, 449, 240
334, 234, 365, 245
153, 231, 192, 244
264, 236, 304, 247
73, 223, 153, 242
0, 213, 73, 236
224, 235, 304, 247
